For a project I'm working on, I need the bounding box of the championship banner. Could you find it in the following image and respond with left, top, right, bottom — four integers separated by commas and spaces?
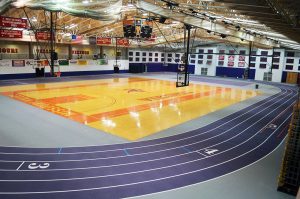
12, 60, 25, 67
0, 16, 27, 28
117, 38, 129, 46
36, 32, 51, 40
97, 37, 112, 45
0, 29, 23, 38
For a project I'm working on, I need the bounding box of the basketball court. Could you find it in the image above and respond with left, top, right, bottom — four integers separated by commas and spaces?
0, 77, 258, 140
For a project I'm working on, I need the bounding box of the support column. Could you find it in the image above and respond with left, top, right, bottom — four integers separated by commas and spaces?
99, 46, 103, 58
184, 25, 191, 86
49, 12, 55, 76
68, 44, 72, 60
28, 42, 34, 59
245, 41, 252, 79
271, 47, 275, 73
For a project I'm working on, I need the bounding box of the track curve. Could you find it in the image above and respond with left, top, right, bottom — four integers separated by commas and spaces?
0, 82, 297, 199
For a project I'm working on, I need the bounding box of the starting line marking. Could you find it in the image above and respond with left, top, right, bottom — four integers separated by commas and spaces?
16, 161, 25, 171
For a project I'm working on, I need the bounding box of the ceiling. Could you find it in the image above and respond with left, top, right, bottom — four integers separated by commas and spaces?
0, 0, 300, 50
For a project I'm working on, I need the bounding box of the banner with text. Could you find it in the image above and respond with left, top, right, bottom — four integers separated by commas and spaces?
97, 37, 112, 45
0, 16, 27, 28
0, 29, 23, 38
117, 38, 129, 46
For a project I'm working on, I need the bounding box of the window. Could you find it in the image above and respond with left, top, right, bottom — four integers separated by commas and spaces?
129, 57, 133, 61
250, 57, 256, 62
168, 53, 172, 57
136, 52, 140, 56
250, 63, 256, 68
260, 57, 267, 62
298, 66, 300, 71
286, 59, 294, 64
149, 58, 152, 62
229, 50, 235, 54
201, 68, 208, 75
259, 64, 267, 68
161, 53, 164, 57
238, 62, 245, 67
208, 49, 213, 53
167, 58, 172, 62
207, 60, 212, 65
272, 64, 279, 69
218, 61, 224, 66
129, 51, 133, 56
198, 49, 204, 53
240, 50, 246, 55
273, 58, 280, 63
175, 54, 180, 58
149, 52, 153, 56
155, 58, 158, 62
286, 65, 293, 70
175, 59, 180, 62
198, 55, 203, 59
286, 52, 295, 57
142, 57, 146, 62
155, 53, 158, 57
219, 50, 225, 54
190, 60, 195, 64
263, 72, 272, 81
142, 52, 147, 56
251, 51, 257, 56
261, 51, 268, 56
198, 60, 203, 64
190, 54, 196, 59
274, 52, 281, 57
161, 58, 164, 62
135, 57, 140, 62
207, 55, 213, 59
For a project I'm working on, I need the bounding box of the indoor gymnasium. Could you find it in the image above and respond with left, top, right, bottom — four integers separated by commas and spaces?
0, 0, 299, 199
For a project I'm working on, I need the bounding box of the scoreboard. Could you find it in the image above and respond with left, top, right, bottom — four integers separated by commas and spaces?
123, 17, 153, 39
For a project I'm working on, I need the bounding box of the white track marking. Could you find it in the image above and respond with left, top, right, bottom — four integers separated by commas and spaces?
0, 88, 290, 155
15, 161, 25, 171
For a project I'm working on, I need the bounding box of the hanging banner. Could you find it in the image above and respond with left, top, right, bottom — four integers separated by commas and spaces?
97, 37, 112, 45
0, 16, 27, 28
117, 38, 129, 46
36, 32, 51, 40
0, 29, 23, 38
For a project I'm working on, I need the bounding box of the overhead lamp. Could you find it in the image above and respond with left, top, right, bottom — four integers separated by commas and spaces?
31, 17, 37, 22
